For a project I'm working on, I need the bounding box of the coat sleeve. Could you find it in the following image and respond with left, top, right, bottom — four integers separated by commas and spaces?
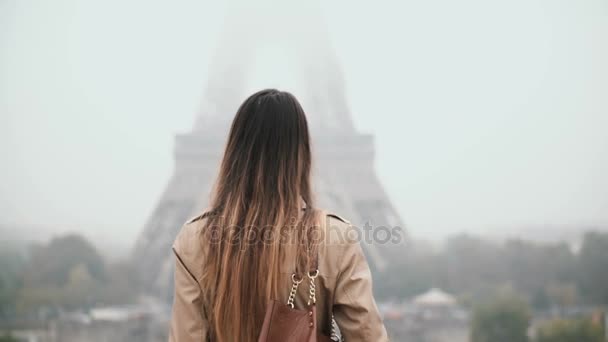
168, 246, 208, 342
332, 239, 389, 341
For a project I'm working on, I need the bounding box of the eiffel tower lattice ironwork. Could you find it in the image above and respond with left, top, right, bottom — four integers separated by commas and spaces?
131, 1, 406, 299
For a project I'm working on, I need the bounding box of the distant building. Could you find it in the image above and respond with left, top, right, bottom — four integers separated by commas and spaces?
380, 288, 469, 342
51, 305, 168, 342
413, 288, 458, 308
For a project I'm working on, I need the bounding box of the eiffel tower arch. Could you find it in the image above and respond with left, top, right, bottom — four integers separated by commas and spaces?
132, 1, 406, 299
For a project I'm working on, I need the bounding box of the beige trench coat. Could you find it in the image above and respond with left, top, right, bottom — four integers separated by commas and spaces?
168, 212, 389, 342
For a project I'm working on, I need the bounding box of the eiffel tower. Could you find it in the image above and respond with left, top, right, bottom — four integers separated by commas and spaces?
132, 1, 406, 299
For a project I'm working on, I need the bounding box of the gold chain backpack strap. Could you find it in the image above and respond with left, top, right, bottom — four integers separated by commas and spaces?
307, 269, 319, 306
282, 211, 344, 342
318, 211, 344, 341
330, 315, 341, 341
286, 274, 303, 308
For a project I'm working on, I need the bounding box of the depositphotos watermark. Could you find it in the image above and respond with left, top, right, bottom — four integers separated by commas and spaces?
202, 216, 407, 246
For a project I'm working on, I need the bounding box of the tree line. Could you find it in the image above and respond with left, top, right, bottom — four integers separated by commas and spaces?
375, 230, 608, 310
0, 234, 139, 322
2, 229, 607, 324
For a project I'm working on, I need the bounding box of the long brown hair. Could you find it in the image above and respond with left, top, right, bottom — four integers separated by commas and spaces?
199, 89, 319, 341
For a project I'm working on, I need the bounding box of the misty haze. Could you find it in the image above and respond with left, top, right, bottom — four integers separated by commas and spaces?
1, 0, 607, 341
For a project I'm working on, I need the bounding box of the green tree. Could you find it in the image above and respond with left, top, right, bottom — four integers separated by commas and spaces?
23, 234, 106, 287
0, 334, 18, 342
471, 294, 531, 342
440, 234, 503, 294
0, 245, 24, 319
578, 231, 608, 305
16, 233, 107, 312
535, 318, 604, 342
545, 283, 578, 314
502, 239, 577, 308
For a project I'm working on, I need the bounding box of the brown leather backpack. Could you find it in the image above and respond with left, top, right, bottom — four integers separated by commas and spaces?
257, 247, 338, 342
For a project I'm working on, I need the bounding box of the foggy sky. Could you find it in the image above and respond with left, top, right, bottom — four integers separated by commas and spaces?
1, 0, 607, 249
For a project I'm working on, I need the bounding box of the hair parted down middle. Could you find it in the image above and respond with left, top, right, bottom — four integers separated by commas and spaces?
198, 89, 322, 341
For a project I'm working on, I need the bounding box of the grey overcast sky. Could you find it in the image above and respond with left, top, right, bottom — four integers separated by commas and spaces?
1, 0, 607, 248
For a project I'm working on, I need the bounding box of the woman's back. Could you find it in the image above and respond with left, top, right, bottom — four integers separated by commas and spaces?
170, 211, 388, 341
167, 89, 387, 341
